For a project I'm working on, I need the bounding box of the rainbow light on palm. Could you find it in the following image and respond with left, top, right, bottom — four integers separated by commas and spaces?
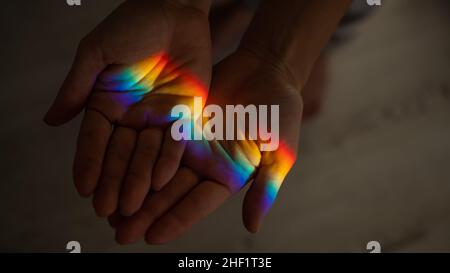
191, 118, 296, 210
96, 52, 296, 212
261, 143, 296, 212
96, 52, 208, 106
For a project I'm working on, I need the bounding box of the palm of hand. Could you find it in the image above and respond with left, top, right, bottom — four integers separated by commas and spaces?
88, 53, 207, 128
112, 50, 303, 244
68, 0, 212, 217
94, 0, 211, 76
184, 49, 303, 190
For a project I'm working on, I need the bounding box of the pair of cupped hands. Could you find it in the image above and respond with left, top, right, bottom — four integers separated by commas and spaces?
44, 0, 302, 244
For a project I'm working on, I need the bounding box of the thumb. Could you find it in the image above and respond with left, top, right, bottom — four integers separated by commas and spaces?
242, 145, 296, 233
44, 38, 106, 126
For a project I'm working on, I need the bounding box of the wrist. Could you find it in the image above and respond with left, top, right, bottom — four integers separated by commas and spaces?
240, 0, 351, 90
238, 42, 302, 92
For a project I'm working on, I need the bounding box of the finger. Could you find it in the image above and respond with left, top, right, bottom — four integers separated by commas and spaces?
242, 167, 276, 234
44, 38, 106, 126
119, 128, 163, 216
152, 129, 186, 191
73, 110, 112, 197
116, 168, 199, 245
145, 181, 231, 244
93, 127, 137, 217
242, 148, 295, 233
108, 211, 124, 229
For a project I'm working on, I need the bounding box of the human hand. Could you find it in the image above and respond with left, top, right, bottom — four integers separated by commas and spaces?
111, 48, 303, 244
44, 0, 212, 217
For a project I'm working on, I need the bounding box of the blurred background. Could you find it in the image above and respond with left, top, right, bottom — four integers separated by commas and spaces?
0, 0, 449, 252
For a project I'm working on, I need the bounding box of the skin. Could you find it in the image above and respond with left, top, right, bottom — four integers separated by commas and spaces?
112, 48, 302, 244
44, 0, 213, 217
108, 0, 352, 244
45, 0, 351, 244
